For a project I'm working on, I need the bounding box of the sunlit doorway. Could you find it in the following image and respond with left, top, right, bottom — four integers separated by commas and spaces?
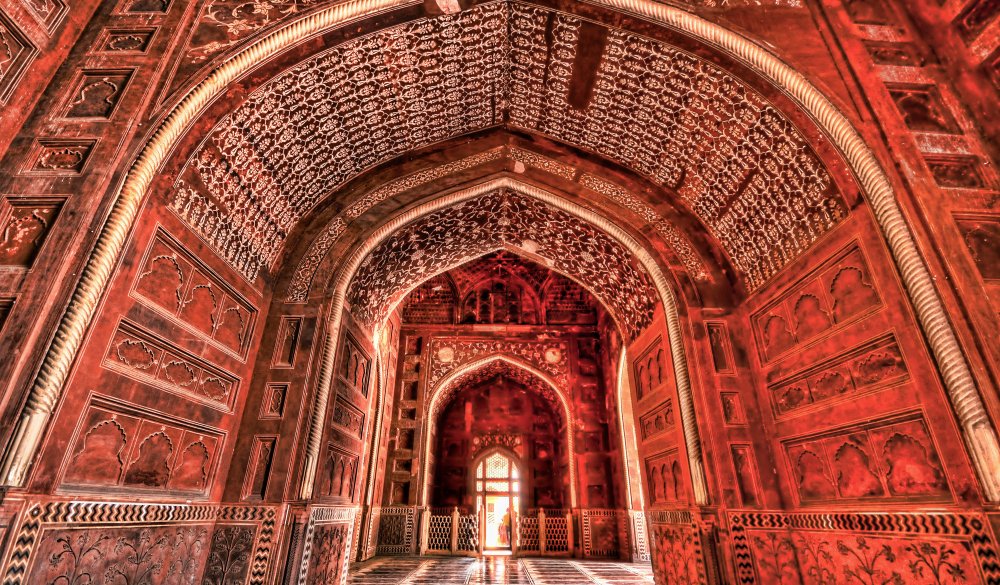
475, 451, 520, 554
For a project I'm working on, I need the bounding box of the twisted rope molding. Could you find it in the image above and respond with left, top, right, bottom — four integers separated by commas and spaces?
1, 0, 994, 504
420, 354, 578, 508
309, 176, 709, 504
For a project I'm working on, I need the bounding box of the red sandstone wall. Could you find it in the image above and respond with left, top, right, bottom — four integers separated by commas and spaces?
0, 0, 996, 582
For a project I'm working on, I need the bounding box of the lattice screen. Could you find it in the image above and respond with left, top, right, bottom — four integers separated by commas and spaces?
458, 514, 479, 552
427, 513, 453, 551
519, 516, 539, 552
544, 515, 570, 553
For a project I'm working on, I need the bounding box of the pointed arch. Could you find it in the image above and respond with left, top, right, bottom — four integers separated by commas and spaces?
302, 177, 709, 506
420, 353, 578, 507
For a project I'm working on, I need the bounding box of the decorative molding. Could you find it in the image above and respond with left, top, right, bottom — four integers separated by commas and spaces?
285, 219, 346, 303
579, 173, 709, 280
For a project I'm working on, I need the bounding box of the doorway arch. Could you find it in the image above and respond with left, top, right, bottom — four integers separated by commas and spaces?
317, 177, 707, 505
472, 448, 523, 553
423, 354, 577, 508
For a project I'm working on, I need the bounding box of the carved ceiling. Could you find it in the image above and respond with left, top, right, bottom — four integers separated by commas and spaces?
169, 0, 846, 289
345, 189, 658, 340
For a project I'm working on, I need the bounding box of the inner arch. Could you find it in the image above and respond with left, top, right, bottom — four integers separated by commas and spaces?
425, 355, 577, 507
345, 187, 659, 341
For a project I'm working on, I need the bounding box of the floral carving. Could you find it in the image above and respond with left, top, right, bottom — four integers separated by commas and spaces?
737, 524, 984, 585
650, 524, 697, 584
428, 337, 568, 389
173, 1, 844, 289
32, 526, 208, 585
347, 190, 658, 340
307, 524, 349, 583
202, 525, 254, 585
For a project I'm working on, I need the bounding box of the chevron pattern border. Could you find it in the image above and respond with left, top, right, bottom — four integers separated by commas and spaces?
0, 499, 279, 585
297, 505, 358, 585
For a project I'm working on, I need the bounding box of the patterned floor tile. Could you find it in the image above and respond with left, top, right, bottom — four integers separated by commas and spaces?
347, 556, 654, 584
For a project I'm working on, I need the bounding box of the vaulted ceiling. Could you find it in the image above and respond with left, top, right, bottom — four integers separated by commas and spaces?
166, 0, 848, 291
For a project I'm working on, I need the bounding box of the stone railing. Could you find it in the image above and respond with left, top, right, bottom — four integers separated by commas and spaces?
372, 506, 644, 560
419, 507, 479, 556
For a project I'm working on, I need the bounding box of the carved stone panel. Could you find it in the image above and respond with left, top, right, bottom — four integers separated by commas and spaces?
649, 521, 701, 585
769, 334, 908, 417
0, 14, 36, 103
338, 334, 369, 397
272, 316, 301, 367
242, 435, 276, 501
24, 524, 210, 584
27, 139, 96, 174
203, 524, 257, 584
955, 0, 999, 42
61, 70, 133, 119
784, 415, 950, 505
21, 0, 67, 31
753, 244, 881, 363
633, 337, 667, 401
133, 230, 256, 358
61, 398, 222, 496
259, 383, 286, 419
319, 446, 359, 501
332, 395, 365, 440
645, 450, 685, 505
95, 28, 156, 53
956, 215, 1000, 281
306, 523, 350, 584
886, 84, 961, 134
103, 319, 239, 410
639, 401, 674, 442
0, 198, 60, 267
729, 510, 1000, 585
863, 40, 925, 67
731, 445, 761, 507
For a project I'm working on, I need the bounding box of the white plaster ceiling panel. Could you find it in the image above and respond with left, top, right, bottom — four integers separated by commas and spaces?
170, 0, 845, 290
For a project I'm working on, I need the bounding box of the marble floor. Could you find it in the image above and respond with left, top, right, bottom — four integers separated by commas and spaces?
347, 556, 655, 584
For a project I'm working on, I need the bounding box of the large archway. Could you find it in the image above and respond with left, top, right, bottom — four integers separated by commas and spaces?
0, 0, 997, 584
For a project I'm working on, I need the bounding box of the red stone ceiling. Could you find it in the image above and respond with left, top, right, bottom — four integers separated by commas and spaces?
168, 0, 847, 290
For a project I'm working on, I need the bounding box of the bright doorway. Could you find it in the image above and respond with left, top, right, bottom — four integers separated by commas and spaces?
475, 451, 520, 553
